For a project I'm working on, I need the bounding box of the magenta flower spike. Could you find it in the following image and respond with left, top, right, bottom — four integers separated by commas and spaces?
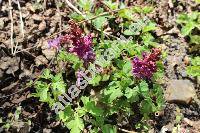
132, 48, 161, 79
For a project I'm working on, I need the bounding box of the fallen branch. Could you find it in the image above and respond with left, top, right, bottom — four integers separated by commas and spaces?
17, 0, 25, 39
65, 0, 86, 18
118, 127, 137, 133
46, 5, 134, 39
8, 0, 14, 55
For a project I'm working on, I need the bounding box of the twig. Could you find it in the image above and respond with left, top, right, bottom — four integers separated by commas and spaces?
46, 27, 71, 39
13, 41, 19, 54
65, 0, 86, 18
14, 45, 38, 54
55, 0, 62, 31
8, 0, 14, 55
118, 127, 137, 133
77, 6, 133, 24
46, 5, 134, 40
17, 0, 25, 39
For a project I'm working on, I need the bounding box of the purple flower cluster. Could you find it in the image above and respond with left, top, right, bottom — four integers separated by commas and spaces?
47, 36, 61, 51
132, 48, 161, 79
47, 21, 95, 64
69, 35, 95, 63
61, 21, 95, 64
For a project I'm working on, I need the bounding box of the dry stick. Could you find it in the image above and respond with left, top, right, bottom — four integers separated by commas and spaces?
45, 6, 134, 40
65, 0, 86, 18
55, 0, 62, 32
8, 0, 14, 55
118, 128, 137, 133
14, 45, 38, 54
17, 0, 24, 39
77, 6, 133, 24
13, 41, 19, 54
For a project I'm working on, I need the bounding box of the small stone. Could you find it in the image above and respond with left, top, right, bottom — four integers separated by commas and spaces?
43, 128, 52, 133
165, 80, 197, 104
42, 49, 56, 60
35, 55, 48, 66
45, 9, 53, 16
38, 21, 46, 31
26, 3, 36, 12
184, 56, 190, 65
32, 14, 43, 21
0, 69, 3, 77
0, 18, 4, 29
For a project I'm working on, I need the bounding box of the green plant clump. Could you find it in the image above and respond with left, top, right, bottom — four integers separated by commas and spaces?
32, 1, 165, 132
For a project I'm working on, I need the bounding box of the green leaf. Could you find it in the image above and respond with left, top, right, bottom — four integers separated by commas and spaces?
181, 22, 195, 36
104, 81, 123, 103
140, 98, 154, 115
186, 66, 200, 77
177, 14, 188, 24
102, 74, 110, 81
81, 96, 90, 105
195, 0, 200, 3
58, 51, 83, 70
122, 61, 132, 74
59, 106, 74, 122
191, 57, 200, 66
51, 73, 66, 96
153, 84, 164, 110
78, 0, 93, 11
142, 6, 153, 14
88, 74, 102, 86
76, 107, 87, 117
93, 17, 107, 29
81, 96, 103, 116
132, 6, 143, 13
186, 57, 200, 77
124, 23, 141, 35
67, 115, 84, 133
139, 81, 149, 93
69, 12, 84, 21
86, 101, 103, 116
3, 123, 11, 129
102, 124, 117, 133
14, 106, 21, 120
41, 69, 52, 79
142, 32, 155, 46
115, 59, 124, 69
103, 1, 118, 10
125, 87, 139, 102
34, 81, 49, 102
142, 22, 157, 32
190, 35, 200, 44
123, 29, 134, 35
118, 9, 134, 20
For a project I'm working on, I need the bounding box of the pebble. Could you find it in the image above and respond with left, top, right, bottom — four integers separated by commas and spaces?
32, 14, 43, 21
35, 55, 48, 66
165, 80, 197, 104
38, 20, 46, 31
42, 49, 56, 60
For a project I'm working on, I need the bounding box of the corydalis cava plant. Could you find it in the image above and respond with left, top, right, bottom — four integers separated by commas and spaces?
61, 21, 95, 64
132, 48, 161, 79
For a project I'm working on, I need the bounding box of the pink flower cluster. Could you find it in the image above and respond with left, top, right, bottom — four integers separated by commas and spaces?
61, 21, 95, 64
132, 48, 161, 79
47, 36, 61, 50
47, 21, 95, 64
